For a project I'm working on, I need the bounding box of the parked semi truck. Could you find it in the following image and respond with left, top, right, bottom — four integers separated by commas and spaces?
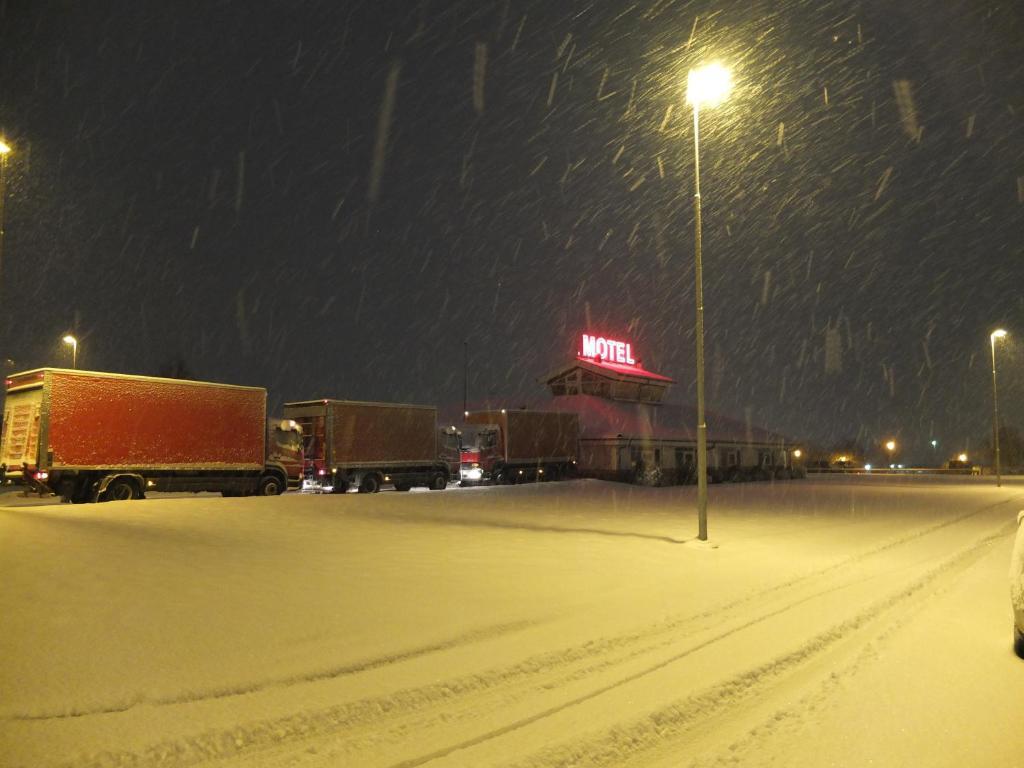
460, 409, 579, 485
282, 399, 461, 493
0, 368, 303, 502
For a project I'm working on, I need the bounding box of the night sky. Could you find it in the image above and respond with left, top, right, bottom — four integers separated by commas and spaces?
1, 0, 1022, 462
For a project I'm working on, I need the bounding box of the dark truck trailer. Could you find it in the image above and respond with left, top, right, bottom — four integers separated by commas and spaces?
283, 399, 461, 493
461, 409, 579, 485
0, 368, 303, 503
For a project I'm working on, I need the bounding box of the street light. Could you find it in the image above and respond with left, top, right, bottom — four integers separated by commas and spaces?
686, 62, 732, 542
990, 329, 1007, 487
885, 440, 896, 467
62, 335, 78, 369
0, 139, 10, 324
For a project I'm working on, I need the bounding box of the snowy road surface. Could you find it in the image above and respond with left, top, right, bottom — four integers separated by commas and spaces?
1, 477, 1022, 767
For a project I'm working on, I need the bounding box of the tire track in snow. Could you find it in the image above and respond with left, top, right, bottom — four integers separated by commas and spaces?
681, 526, 1018, 768
348, 503, 1020, 767
8, 618, 540, 722
47, 499, 1020, 767
492, 519, 1017, 768
27, 492, 993, 723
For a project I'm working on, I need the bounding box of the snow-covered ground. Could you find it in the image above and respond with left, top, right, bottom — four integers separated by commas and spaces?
1, 476, 1022, 767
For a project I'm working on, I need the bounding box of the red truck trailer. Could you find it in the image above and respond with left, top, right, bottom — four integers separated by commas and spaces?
283, 399, 461, 493
0, 368, 303, 503
460, 409, 579, 485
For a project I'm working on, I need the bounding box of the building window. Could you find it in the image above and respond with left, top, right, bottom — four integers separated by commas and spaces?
675, 448, 695, 467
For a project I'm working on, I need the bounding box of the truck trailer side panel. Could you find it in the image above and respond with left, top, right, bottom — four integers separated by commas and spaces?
43, 370, 265, 470
327, 401, 438, 466
505, 410, 579, 462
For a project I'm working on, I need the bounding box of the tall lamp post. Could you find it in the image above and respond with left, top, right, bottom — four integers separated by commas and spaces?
62, 334, 78, 369
990, 329, 1007, 487
0, 140, 11, 321
686, 62, 732, 542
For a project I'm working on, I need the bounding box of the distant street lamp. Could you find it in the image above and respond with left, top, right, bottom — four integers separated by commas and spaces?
0, 139, 11, 330
62, 334, 78, 369
885, 440, 896, 467
686, 62, 732, 542
990, 329, 1008, 487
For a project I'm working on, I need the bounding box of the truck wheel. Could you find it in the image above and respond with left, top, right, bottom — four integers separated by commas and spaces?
104, 477, 140, 502
359, 474, 381, 493
257, 474, 285, 496
331, 480, 350, 494
394, 482, 411, 492
493, 469, 508, 485
428, 473, 447, 491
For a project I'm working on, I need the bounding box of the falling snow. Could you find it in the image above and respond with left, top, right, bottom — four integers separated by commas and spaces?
0, 0, 1021, 467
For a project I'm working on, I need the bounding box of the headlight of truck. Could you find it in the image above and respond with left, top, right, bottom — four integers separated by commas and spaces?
461, 467, 483, 481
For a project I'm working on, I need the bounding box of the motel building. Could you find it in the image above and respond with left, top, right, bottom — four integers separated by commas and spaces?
521, 333, 802, 485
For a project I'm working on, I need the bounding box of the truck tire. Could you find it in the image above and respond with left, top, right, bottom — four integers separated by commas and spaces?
359, 474, 381, 494
394, 482, 411, 492
257, 474, 285, 496
104, 477, 140, 502
428, 472, 447, 491
331, 479, 350, 494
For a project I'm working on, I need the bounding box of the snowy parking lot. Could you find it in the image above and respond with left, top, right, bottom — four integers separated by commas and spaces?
2, 476, 1023, 767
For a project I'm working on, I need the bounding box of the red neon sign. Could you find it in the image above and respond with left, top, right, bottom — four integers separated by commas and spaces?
580, 334, 637, 366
